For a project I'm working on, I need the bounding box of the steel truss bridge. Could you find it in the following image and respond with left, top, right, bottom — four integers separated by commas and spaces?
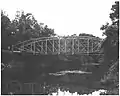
12, 36, 103, 55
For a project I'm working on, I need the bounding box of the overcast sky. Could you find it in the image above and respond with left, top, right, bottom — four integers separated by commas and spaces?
1, 0, 116, 38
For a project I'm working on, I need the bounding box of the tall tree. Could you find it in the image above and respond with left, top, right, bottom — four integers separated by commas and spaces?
99, 2, 119, 88
1, 10, 15, 49
11, 11, 56, 41
110, 1, 119, 26
97, 1, 119, 81
100, 1, 119, 38
100, 1, 119, 62
41, 25, 56, 37
10, 11, 38, 41
1, 10, 56, 49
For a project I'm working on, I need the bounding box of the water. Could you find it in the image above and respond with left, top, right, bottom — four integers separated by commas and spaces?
1, 52, 103, 95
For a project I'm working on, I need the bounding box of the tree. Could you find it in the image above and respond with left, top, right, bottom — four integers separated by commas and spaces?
10, 11, 39, 41
11, 11, 56, 41
100, 1, 119, 63
100, 1, 119, 38
40, 25, 56, 37
110, 1, 119, 26
97, 1, 119, 84
79, 33, 96, 37
1, 10, 56, 50
1, 10, 15, 49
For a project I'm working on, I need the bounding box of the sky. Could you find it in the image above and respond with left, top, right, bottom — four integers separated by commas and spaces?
1, 0, 116, 38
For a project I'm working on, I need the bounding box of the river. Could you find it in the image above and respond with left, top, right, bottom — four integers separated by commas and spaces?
1, 51, 104, 95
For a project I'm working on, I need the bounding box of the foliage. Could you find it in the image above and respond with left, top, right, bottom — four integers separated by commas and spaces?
100, 60, 119, 95
100, 1, 119, 38
1, 10, 56, 50
100, 1, 119, 94
40, 25, 56, 37
100, 1, 119, 63
10, 11, 56, 41
110, 1, 119, 26
79, 33, 96, 38
1, 10, 15, 49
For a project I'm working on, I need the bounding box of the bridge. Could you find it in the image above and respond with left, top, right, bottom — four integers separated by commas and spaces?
12, 36, 103, 55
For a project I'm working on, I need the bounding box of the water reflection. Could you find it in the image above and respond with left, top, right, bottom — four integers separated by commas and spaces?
1, 52, 103, 95
2, 68, 94, 95
49, 70, 92, 76
5, 82, 66, 95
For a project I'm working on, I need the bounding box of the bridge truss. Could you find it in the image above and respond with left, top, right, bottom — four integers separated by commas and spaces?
12, 36, 103, 55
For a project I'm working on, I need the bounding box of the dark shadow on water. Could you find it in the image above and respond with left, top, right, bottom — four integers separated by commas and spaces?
1, 52, 109, 95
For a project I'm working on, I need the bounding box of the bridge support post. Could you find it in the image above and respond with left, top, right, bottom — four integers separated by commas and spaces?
78, 39, 80, 54
58, 38, 60, 54
91, 39, 93, 53
87, 39, 89, 54
41, 42, 43, 54
65, 39, 66, 53
21, 43, 24, 52
72, 38, 74, 55
31, 43, 32, 52
53, 40, 54, 53
33, 42, 35, 55
45, 40, 47, 54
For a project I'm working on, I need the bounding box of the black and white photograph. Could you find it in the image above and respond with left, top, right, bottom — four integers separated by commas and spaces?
1, 0, 119, 95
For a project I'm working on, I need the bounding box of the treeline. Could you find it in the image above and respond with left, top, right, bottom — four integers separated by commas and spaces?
1, 10, 102, 51
100, 1, 119, 62
1, 11, 56, 50
1, 1, 119, 54
99, 2, 119, 94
